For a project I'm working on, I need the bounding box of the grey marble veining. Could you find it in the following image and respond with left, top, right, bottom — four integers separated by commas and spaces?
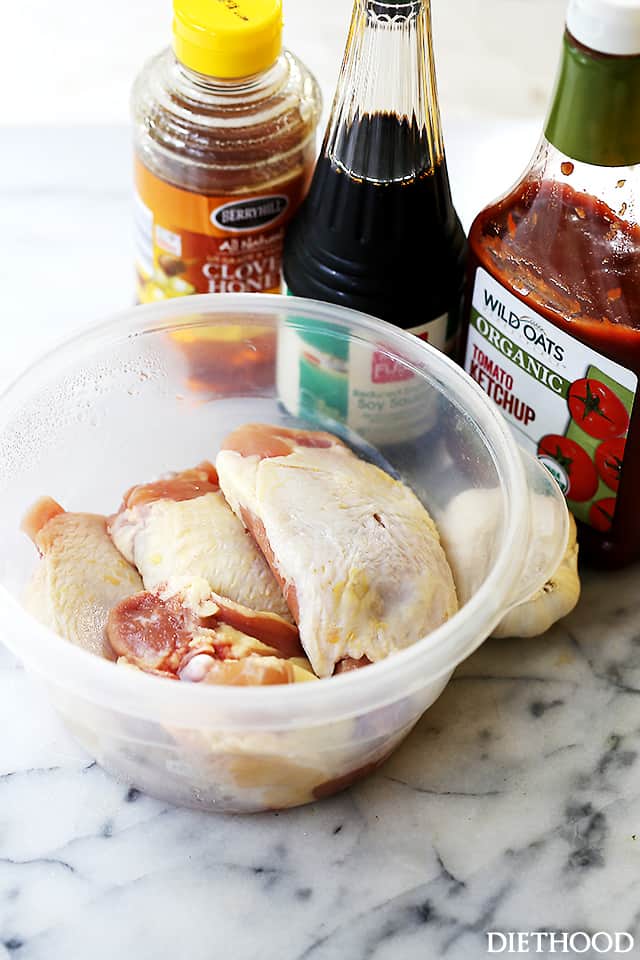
0, 127, 638, 959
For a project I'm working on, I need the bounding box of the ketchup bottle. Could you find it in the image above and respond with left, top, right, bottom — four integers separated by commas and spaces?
283, 0, 466, 354
462, 0, 640, 569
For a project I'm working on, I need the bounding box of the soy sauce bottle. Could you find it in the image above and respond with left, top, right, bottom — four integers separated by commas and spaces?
283, 0, 465, 355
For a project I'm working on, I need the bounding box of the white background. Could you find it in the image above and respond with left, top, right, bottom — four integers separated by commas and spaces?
2, 0, 567, 125
0, 0, 557, 375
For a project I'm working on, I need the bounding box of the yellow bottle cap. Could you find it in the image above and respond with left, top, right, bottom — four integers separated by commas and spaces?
173, 0, 283, 79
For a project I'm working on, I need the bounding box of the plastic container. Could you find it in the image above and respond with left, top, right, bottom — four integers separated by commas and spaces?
0, 295, 569, 813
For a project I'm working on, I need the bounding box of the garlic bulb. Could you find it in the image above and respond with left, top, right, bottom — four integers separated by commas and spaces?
439, 489, 580, 639
493, 513, 579, 638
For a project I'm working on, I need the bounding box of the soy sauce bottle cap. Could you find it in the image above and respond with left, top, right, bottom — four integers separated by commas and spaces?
567, 0, 640, 56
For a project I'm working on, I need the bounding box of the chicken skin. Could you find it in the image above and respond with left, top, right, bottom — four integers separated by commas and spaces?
22, 491, 307, 686
108, 463, 290, 619
22, 497, 143, 657
22, 427, 458, 687
216, 425, 458, 678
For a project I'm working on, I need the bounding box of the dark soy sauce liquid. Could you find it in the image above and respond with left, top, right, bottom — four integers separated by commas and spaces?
284, 113, 466, 339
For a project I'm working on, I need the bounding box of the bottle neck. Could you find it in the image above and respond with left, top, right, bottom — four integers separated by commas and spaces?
173, 53, 286, 100
323, 0, 444, 181
545, 31, 640, 167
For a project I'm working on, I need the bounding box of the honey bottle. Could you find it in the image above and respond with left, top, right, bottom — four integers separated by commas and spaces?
132, 0, 322, 304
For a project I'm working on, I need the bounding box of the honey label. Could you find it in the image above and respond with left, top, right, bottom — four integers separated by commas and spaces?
134, 159, 309, 302
466, 267, 637, 533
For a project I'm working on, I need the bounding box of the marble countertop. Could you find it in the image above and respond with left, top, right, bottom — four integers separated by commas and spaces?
1, 126, 639, 960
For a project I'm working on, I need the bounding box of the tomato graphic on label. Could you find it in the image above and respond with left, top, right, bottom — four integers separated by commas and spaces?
567, 378, 629, 439
538, 435, 598, 502
595, 437, 625, 492
589, 497, 617, 533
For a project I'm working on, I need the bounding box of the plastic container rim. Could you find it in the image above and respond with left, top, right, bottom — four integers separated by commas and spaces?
0, 293, 532, 728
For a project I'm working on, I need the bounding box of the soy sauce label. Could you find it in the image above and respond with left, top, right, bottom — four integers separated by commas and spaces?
277, 313, 448, 445
465, 267, 637, 532
408, 315, 449, 352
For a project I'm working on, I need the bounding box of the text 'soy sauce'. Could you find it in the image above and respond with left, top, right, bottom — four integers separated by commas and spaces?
462, 0, 640, 568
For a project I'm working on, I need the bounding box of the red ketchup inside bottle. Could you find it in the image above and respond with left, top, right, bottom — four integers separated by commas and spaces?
467, 177, 640, 568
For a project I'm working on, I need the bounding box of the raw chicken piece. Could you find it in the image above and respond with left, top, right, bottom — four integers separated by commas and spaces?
22, 497, 143, 657
108, 463, 290, 619
180, 589, 303, 659
107, 591, 315, 685
334, 657, 371, 674
180, 655, 315, 686
216, 424, 458, 678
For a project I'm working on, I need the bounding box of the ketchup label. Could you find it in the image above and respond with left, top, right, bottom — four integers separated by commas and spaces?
134, 159, 309, 302
465, 268, 637, 532
277, 314, 448, 445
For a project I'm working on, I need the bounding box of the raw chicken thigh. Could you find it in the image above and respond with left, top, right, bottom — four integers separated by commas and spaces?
216, 424, 458, 678
108, 462, 290, 619
22, 497, 143, 657
107, 590, 315, 685
21, 484, 311, 686
21, 426, 459, 690
104, 461, 313, 685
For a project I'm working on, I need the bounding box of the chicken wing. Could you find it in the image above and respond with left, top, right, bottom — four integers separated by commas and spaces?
216, 424, 458, 677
